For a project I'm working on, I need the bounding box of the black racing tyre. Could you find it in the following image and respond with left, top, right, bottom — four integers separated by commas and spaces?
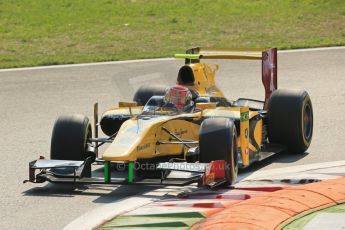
133, 85, 167, 106
50, 114, 93, 161
199, 118, 238, 186
268, 89, 313, 153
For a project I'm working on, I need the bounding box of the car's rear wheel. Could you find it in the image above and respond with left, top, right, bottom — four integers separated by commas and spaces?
199, 118, 238, 186
50, 114, 93, 161
268, 89, 313, 153
133, 85, 167, 106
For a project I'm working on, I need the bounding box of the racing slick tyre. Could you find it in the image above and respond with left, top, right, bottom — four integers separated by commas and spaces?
268, 89, 313, 154
199, 118, 238, 186
133, 85, 167, 106
50, 114, 93, 161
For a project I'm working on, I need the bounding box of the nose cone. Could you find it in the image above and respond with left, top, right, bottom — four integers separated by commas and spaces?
102, 116, 169, 161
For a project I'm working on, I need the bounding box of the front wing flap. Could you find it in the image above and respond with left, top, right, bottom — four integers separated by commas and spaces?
25, 158, 86, 183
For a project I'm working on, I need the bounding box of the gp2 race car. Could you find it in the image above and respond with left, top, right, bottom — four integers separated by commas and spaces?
25, 47, 313, 188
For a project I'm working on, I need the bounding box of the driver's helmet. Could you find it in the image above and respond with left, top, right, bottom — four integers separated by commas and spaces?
164, 85, 192, 111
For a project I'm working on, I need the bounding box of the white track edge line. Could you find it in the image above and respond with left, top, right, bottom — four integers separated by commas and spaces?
63, 196, 156, 230
0, 46, 344, 73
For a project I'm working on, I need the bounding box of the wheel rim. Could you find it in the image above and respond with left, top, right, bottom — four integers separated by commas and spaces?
84, 125, 93, 158
303, 103, 313, 142
226, 132, 238, 184
232, 135, 238, 178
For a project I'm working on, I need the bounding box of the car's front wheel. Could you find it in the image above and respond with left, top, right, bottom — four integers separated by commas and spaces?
50, 114, 93, 161
199, 117, 238, 186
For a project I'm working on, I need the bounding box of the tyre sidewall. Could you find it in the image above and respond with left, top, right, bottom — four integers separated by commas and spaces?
268, 89, 313, 153
50, 114, 92, 160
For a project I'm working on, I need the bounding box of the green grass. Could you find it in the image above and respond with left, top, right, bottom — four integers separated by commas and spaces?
0, 0, 344, 68
283, 203, 345, 230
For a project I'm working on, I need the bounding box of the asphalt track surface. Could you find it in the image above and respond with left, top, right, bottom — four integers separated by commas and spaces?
0, 47, 344, 229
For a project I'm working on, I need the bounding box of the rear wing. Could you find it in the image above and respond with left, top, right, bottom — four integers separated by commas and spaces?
175, 47, 277, 108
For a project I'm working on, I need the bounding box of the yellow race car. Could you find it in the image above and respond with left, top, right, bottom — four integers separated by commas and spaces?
26, 48, 313, 188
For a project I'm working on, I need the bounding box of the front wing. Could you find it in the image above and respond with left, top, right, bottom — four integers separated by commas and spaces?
24, 157, 228, 188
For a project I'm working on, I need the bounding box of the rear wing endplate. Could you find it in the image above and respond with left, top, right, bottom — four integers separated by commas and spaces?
175, 47, 277, 108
